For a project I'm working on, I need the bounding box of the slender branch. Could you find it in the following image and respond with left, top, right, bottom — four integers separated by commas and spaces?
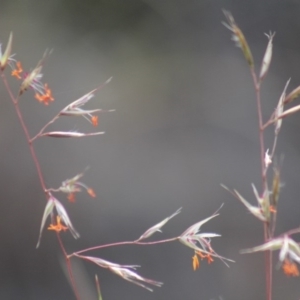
250, 70, 267, 188
1, 71, 80, 299
250, 69, 272, 300
56, 232, 81, 300
0, 72, 47, 192
31, 113, 60, 142
71, 237, 179, 257
279, 227, 300, 237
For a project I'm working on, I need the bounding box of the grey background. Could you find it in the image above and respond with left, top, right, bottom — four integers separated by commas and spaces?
1, 0, 300, 299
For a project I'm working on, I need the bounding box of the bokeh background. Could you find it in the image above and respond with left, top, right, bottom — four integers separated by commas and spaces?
1, 0, 300, 299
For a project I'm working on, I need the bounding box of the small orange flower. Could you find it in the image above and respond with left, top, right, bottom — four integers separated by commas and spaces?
282, 259, 299, 277
206, 254, 214, 264
91, 115, 98, 126
35, 83, 54, 105
67, 193, 76, 203
192, 250, 215, 270
87, 188, 96, 198
196, 250, 207, 259
11, 61, 23, 79
192, 254, 200, 271
48, 216, 68, 232
270, 205, 277, 213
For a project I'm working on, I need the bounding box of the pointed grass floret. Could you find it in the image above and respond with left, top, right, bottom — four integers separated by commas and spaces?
58, 169, 96, 202
74, 254, 163, 292
137, 207, 182, 241
36, 195, 79, 248
15, 50, 55, 104
41, 131, 105, 138
274, 79, 290, 134
284, 85, 300, 105
0, 32, 14, 71
259, 32, 275, 81
241, 235, 300, 277
179, 206, 234, 267
109, 266, 163, 292
59, 77, 113, 127
222, 184, 271, 222
223, 11, 254, 68
9, 51, 55, 104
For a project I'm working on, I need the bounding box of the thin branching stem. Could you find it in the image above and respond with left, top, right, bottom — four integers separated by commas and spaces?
31, 113, 60, 142
56, 232, 81, 300
251, 70, 267, 187
250, 69, 272, 300
0, 72, 47, 192
279, 227, 300, 237
71, 237, 179, 257
0, 71, 80, 299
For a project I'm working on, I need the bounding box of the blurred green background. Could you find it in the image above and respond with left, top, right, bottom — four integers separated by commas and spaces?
1, 0, 300, 299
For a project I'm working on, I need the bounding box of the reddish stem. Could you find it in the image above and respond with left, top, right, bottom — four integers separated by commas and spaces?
1, 72, 47, 190
72, 237, 179, 256
56, 233, 81, 300
0, 71, 80, 299
251, 70, 272, 300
